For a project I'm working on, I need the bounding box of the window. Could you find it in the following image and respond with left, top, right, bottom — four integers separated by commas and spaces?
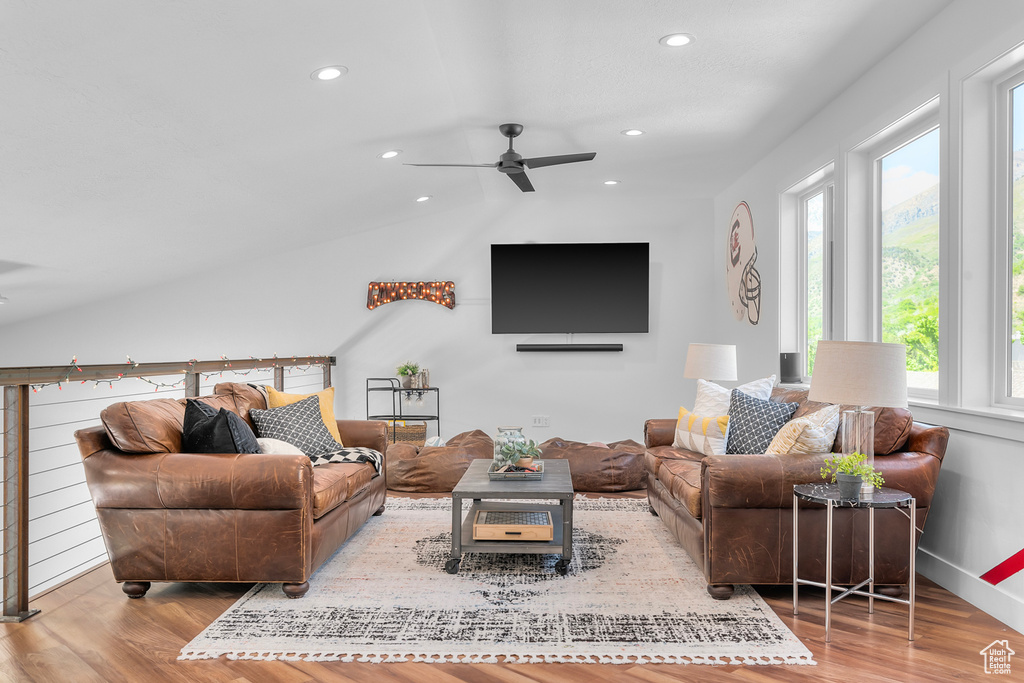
780, 164, 833, 383
878, 127, 940, 393
802, 185, 832, 376
1010, 82, 1024, 398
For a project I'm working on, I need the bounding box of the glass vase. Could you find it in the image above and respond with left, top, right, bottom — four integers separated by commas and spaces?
493, 426, 526, 469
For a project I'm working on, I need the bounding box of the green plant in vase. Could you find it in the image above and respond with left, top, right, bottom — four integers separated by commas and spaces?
396, 361, 420, 388
500, 439, 541, 467
820, 451, 885, 499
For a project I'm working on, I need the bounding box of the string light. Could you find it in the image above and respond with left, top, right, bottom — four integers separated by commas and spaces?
367, 281, 456, 310
24, 354, 332, 393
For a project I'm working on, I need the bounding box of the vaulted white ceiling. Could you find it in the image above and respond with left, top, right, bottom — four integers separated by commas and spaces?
0, 0, 951, 325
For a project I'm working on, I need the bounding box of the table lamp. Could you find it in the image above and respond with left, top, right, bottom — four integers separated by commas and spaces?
807, 340, 908, 493
683, 343, 738, 381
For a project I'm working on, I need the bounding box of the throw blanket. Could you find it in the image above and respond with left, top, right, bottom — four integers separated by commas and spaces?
310, 447, 383, 477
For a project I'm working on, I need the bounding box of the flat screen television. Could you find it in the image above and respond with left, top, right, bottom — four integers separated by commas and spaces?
490, 242, 650, 334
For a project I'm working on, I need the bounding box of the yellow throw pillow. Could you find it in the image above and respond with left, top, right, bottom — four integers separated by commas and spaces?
672, 407, 730, 456
266, 386, 343, 446
765, 404, 840, 455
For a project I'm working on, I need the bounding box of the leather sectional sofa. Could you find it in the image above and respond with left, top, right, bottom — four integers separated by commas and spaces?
644, 387, 949, 599
74, 382, 387, 599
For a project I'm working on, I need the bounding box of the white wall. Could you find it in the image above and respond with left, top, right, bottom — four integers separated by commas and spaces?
0, 190, 718, 444
709, 0, 1024, 633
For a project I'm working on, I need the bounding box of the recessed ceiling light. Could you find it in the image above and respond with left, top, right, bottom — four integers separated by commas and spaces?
416, 195, 432, 202
659, 33, 695, 48
378, 150, 402, 159
604, 180, 620, 185
310, 65, 348, 81
621, 129, 645, 136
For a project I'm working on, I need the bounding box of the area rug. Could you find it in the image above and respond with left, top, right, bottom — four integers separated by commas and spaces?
179, 496, 814, 665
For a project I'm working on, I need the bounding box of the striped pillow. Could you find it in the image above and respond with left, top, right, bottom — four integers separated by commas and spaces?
765, 404, 841, 455
672, 407, 730, 456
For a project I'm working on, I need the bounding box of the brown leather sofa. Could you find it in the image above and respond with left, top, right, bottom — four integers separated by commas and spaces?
645, 387, 948, 599
74, 382, 387, 600
387, 431, 646, 493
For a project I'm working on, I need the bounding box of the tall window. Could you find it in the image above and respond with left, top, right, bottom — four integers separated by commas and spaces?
804, 188, 828, 376
1011, 83, 1024, 398
879, 128, 940, 392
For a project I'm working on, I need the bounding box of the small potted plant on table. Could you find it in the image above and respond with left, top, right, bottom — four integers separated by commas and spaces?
396, 361, 420, 389
820, 451, 885, 500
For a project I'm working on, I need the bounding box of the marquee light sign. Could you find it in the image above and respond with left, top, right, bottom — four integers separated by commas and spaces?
367, 281, 456, 310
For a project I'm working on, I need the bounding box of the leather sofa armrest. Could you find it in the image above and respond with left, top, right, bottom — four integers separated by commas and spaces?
644, 419, 677, 448
83, 450, 313, 510
338, 420, 388, 453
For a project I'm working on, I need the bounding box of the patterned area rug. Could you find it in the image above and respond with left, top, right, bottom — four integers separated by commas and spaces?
180, 497, 814, 665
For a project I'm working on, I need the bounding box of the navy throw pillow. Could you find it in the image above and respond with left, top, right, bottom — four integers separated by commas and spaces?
725, 389, 799, 454
182, 399, 260, 454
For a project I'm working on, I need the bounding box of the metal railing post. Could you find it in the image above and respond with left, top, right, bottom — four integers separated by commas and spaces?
2, 385, 39, 622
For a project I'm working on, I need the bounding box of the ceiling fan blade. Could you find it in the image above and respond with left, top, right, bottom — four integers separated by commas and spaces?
508, 171, 535, 192
522, 152, 596, 169
404, 162, 498, 168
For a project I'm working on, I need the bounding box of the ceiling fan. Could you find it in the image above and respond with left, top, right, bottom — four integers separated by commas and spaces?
405, 123, 596, 192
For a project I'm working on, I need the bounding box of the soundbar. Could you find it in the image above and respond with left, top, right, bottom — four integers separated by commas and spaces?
516, 344, 623, 352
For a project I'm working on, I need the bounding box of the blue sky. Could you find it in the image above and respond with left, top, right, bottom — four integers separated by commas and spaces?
881, 128, 940, 209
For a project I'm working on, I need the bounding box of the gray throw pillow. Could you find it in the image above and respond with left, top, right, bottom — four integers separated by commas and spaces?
726, 388, 798, 454
249, 395, 343, 458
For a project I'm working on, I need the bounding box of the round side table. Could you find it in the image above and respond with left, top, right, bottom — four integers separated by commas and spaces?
792, 483, 917, 643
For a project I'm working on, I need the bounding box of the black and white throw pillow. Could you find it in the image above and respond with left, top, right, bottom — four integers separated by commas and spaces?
726, 388, 798, 455
182, 399, 260, 454
310, 447, 383, 477
249, 395, 344, 459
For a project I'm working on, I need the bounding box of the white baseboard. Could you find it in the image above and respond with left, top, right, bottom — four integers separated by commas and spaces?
917, 548, 1024, 635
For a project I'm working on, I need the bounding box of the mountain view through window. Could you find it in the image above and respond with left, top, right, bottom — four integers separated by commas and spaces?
880, 128, 940, 391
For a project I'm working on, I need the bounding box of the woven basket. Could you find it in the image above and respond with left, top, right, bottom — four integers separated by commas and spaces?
388, 421, 427, 446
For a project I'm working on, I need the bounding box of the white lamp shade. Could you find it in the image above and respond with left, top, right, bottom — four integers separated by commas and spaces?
808, 340, 908, 407
683, 343, 737, 381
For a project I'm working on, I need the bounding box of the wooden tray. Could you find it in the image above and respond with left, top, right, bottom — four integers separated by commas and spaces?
487, 461, 544, 480
472, 509, 554, 541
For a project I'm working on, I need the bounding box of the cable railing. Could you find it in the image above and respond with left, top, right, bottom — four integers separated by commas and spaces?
0, 355, 335, 622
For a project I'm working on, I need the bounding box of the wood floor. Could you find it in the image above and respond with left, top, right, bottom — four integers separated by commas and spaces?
1, 493, 1018, 683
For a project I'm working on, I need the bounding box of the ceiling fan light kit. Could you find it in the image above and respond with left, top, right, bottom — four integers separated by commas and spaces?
406, 123, 596, 192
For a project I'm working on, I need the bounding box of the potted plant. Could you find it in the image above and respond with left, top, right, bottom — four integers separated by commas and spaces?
396, 361, 420, 389
820, 451, 885, 499
499, 438, 542, 468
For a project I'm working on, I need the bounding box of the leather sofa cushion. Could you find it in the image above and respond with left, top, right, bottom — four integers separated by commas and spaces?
656, 459, 703, 519
771, 388, 913, 455
312, 462, 374, 519
538, 438, 646, 492
212, 382, 270, 429
101, 394, 252, 454
387, 429, 493, 492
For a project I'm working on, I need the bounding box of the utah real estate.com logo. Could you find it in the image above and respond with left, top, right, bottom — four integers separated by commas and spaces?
980, 640, 1015, 675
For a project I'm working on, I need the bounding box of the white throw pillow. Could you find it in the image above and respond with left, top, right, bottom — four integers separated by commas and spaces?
672, 407, 730, 456
257, 437, 305, 456
765, 404, 841, 455
693, 375, 776, 417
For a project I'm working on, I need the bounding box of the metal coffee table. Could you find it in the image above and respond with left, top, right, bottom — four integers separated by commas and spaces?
446, 459, 574, 575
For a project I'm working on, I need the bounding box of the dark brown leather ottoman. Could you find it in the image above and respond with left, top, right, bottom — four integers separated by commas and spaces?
538, 438, 646, 492
386, 429, 493, 492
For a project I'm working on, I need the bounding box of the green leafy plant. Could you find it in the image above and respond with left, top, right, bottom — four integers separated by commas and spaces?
500, 439, 541, 460
820, 451, 885, 489
396, 361, 420, 377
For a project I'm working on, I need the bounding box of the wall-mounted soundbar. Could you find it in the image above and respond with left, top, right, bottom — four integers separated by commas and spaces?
516, 344, 624, 352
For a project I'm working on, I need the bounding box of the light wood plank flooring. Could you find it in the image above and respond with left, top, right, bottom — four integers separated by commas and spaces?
1, 493, 1018, 682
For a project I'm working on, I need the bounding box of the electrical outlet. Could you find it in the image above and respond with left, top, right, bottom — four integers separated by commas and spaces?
532, 415, 550, 428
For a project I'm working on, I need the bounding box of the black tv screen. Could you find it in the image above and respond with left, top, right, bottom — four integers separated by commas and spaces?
490, 242, 650, 334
